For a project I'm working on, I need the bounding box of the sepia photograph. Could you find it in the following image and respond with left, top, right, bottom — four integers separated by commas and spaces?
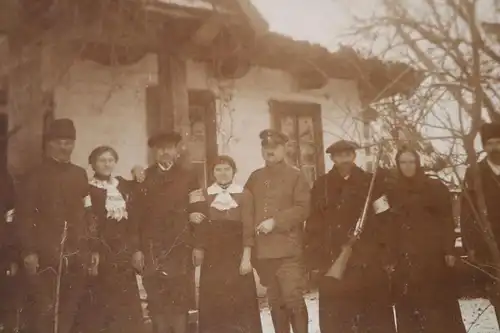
0, 0, 500, 332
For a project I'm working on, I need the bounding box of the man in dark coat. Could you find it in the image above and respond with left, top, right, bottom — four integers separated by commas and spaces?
134, 131, 199, 333
16, 118, 97, 333
0, 165, 19, 333
305, 140, 396, 333
461, 122, 500, 324
245, 129, 310, 333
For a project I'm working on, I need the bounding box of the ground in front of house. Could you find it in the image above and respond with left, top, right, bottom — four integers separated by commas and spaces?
137, 276, 499, 332
260, 293, 499, 333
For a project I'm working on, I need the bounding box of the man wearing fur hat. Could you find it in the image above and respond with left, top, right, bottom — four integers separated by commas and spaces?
16, 118, 98, 333
461, 122, 500, 324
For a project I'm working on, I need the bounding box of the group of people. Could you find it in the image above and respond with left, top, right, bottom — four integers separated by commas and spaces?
1, 117, 500, 333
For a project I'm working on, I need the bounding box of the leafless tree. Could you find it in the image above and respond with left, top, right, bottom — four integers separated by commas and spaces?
346, 0, 500, 326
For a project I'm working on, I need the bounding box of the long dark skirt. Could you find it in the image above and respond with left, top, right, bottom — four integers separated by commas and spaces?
198, 219, 262, 333
75, 255, 144, 333
393, 256, 466, 333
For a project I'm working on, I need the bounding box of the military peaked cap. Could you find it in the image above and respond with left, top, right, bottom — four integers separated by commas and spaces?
480, 122, 500, 146
326, 140, 360, 154
259, 129, 288, 146
45, 118, 76, 141
148, 131, 182, 148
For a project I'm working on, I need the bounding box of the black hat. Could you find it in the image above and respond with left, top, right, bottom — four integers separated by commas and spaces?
480, 123, 500, 146
259, 129, 288, 146
45, 118, 76, 141
148, 131, 182, 148
326, 140, 359, 155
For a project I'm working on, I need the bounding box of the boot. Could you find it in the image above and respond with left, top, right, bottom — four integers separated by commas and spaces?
270, 305, 291, 333
290, 306, 309, 333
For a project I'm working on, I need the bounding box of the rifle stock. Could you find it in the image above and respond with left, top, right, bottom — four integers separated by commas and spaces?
325, 144, 384, 281
325, 238, 354, 280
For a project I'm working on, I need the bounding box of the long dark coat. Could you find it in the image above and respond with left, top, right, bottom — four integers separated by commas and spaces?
15, 158, 93, 333
0, 169, 18, 332
385, 173, 457, 296
460, 159, 500, 324
305, 165, 395, 333
386, 173, 465, 333
461, 159, 500, 263
305, 165, 392, 298
135, 163, 199, 316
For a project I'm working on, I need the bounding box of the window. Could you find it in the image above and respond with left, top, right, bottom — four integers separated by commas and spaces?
269, 100, 325, 186
145, 87, 217, 187
187, 90, 217, 187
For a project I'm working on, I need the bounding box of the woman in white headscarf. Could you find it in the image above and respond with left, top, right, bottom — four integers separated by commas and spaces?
82, 145, 144, 333
192, 155, 262, 333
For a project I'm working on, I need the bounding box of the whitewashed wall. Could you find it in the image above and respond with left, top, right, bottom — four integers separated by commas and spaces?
54, 53, 365, 182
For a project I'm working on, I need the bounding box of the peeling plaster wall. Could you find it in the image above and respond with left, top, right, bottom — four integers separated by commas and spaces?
53, 54, 364, 181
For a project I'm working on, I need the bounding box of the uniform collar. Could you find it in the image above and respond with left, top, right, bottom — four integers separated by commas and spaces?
265, 160, 287, 171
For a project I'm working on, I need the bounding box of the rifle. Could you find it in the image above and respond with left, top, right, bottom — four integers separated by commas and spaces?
325, 145, 384, 280
54, 221, 68, 333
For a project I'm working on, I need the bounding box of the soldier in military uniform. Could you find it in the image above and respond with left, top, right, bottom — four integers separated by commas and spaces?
305, 140, 396, 333
245, 129, 310, 333
16, 119, 98, 333
134, 131, 199, 333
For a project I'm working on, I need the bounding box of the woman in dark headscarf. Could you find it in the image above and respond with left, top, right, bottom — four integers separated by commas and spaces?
81, 146, 144, 333
387, 146, 466, 333
192, 155, 263, 333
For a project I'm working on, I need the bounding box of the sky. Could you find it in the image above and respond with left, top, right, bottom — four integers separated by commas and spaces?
251, 0, 380, 49
251, 0, 497, 51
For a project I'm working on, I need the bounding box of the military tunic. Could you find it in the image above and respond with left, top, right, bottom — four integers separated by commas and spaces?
16, 158, 93, 333
245, 161, 310, 333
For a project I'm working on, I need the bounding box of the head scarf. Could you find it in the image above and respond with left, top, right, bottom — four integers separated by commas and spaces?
395, 146, 425, 187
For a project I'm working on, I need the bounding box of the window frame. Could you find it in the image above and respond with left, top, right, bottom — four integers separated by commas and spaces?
269, 100, 325, 180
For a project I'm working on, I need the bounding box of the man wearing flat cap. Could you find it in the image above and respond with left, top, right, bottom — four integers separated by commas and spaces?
305, 139, 395, 333
133, 130, 200, 333
16, 118, 98, 333
245, 129, 310, 333
461, 122, 500, 325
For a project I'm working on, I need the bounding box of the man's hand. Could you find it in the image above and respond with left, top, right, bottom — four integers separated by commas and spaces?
88, 252, 99, 276
445, 255, 457, 267
132, 165, 146, 183
24, 253, 39, 275
192, 248, 204, 267
189, 212, 206, 224
467, 250, 476, 263
7, 263, 18, 276
239, 257, 253, 276
132, 251, 145, 273
256, 218, 275, 235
